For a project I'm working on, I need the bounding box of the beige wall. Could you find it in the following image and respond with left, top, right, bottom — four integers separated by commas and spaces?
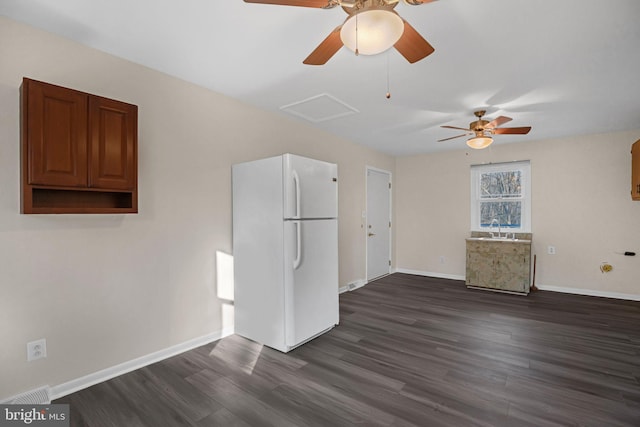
396, 130, 640, 296
0, 17, 394, 400
3, 14, 638, 403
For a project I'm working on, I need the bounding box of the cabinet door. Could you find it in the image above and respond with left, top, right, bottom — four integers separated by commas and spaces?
89, 97, 137, 190
26, 79, 88, 187
493, 245, 526, 292
632, 141, 640, 201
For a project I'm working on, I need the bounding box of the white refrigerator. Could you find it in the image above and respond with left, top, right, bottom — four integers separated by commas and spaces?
232, 153, 339, 353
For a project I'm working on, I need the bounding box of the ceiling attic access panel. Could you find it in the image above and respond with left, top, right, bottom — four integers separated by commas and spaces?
21, 78, 138, 214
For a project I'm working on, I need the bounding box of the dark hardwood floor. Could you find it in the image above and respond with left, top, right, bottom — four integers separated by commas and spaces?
56, 273, 640, 426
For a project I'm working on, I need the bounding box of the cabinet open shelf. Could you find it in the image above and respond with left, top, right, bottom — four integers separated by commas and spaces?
24, 187, 136, 214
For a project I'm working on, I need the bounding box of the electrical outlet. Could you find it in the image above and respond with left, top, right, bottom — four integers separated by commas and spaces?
548, 246, 556, 255
27, 339, 47, 362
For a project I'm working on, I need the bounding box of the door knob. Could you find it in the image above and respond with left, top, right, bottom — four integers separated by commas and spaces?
368, 232, 376, 237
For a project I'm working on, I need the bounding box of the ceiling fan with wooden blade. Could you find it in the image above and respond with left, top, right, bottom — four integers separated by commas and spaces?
437, 110, 531, 148
244, 0, 437, 65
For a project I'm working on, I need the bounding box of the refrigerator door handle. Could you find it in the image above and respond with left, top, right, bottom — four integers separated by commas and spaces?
293, 221, 302, 270
292, 170, 301, 218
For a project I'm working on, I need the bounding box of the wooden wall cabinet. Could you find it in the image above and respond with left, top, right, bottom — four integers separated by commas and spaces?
21, 78, 138, 214
632, 139, 640, 201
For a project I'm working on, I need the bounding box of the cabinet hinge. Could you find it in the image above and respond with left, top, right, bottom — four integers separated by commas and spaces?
389, 260, 391, 266
389, 221, 392, 228
388, 182, 391, 189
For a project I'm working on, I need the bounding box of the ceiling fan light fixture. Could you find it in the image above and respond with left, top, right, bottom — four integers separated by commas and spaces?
340, 9, 404, 55
466, 136, 493, 149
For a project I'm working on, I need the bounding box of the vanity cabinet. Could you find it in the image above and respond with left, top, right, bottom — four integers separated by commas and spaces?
466, 238, 531, 294
21, 78, 137, 213
632, 139, 640, 201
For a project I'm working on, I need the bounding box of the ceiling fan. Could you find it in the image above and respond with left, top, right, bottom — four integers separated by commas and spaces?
244, 0, 436, 65
438, 110, 532, 149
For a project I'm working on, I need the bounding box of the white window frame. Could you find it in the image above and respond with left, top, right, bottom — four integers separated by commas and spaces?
470, 161, 531, 232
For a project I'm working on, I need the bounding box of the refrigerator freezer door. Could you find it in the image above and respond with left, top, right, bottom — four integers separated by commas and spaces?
284, 219, 339, 349
283, 154, 338, 219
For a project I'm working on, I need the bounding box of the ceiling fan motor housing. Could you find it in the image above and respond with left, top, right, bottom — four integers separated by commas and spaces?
471, 119, 489, 132
342, 0, 397, 15
471, 110, 489, 133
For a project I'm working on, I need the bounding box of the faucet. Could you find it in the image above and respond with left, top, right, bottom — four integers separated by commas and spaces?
490, 218, 501, 238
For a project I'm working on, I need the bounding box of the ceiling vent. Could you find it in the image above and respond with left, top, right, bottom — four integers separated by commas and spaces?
280, 93, 359, 123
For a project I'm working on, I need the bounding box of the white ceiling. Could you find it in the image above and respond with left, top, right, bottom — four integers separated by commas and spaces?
2, 0, 639, 156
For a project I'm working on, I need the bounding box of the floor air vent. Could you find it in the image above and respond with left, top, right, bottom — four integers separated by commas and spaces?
7, 386, 51, 404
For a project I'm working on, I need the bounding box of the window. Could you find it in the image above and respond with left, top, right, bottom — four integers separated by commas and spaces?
470, 161, 531, 232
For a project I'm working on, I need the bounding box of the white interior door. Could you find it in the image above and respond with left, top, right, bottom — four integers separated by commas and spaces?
366, 168, 391, 281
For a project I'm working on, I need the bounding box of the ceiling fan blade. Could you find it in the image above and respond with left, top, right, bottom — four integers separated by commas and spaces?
492, 126, 532, 135
244, 0, 334, 7
437, 134, 468, 142
441, 125, 471, 131
394, 20, 435, 63
303, 26, 343, 65
485, 116, 512, 129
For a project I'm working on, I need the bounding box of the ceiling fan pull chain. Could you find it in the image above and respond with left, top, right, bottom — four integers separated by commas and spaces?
355, 14, 359, 56
386, 52, 391, 99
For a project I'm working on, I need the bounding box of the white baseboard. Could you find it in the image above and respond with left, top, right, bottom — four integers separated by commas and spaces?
50, 327, 234, 400
339, 279, 367, 294
393, 268, 465, 282
393, 269, 640, 301
535, 284, 640, 301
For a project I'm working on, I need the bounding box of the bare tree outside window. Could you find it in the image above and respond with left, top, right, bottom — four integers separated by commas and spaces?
471, 161, 530, 232
479, 170, 522, 228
